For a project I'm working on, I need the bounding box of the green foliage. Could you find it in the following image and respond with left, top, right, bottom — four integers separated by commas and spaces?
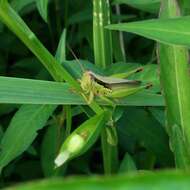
0, 104, 56, 171
158, 0, 190, 169
0, 0, 189, 189
5, 170, 190, 190
107, 16, 190, 46
0, 75, 163, 105
36, 0, 49, 23
119, 153, 137, 173
113, 0, 160, 13
55, 111, 108, 167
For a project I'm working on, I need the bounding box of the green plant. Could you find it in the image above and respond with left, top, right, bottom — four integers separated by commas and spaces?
0, 0, 190, 189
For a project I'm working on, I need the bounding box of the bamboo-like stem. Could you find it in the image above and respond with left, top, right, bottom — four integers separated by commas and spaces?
158, 0, 190, 169
93, 0, 118, 174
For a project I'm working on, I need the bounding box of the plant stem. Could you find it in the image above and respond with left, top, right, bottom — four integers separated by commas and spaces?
93, 0, 118, 174
0, 0, 103, 115
93, 0, 113, 69
115, 4, 126, 62
158, 0, 190, 169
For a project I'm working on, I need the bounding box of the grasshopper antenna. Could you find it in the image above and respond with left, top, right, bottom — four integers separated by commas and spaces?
66, 44, 85, 73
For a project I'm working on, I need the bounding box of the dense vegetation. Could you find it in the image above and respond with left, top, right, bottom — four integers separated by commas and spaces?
0, 0, 190, 189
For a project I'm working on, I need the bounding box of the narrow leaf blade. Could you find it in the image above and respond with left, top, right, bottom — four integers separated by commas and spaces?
4, 170, 190, 190
107, 16, 190, 47
0, 76, 164, 106
0, 104, 56, 171
36, 0, 49, 23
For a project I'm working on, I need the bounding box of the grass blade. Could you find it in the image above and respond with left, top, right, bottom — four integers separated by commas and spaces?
106, 16, 190, 47
55, 28, 67, 62
36, 0, 49, 23
0, 76, 82, 105
93, 0, 113, 68
0, 104, 56, 171
0, 76, 163, 106
4, 170, 190, 190
93, 0, 118, 174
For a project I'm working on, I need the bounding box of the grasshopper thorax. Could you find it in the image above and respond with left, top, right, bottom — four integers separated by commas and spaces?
80, 71, 93, 93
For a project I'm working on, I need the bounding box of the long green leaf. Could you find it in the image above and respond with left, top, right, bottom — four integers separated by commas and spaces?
0, 104, 56, 171
93, 0, 113, 68
106, 16, 190, 47
4, 170, 190, 190
0, 76, 163, 106
36, 0, 49, 23
0, 76, 82, 105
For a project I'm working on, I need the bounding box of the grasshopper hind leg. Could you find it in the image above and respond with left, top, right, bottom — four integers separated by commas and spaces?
94, 84, 115, 107
99, 95, 115, 108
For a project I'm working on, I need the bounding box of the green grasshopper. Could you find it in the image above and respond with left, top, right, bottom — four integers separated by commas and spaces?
68, 47, 151, 105
78, 68, 151, 106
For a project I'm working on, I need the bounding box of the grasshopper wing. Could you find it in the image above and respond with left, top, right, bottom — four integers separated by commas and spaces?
88, 71, 141, 87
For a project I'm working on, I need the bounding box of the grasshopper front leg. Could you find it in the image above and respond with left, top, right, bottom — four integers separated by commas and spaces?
80, 91, 94, 105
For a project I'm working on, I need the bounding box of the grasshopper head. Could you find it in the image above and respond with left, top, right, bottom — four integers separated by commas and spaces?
80, 71, 92, 92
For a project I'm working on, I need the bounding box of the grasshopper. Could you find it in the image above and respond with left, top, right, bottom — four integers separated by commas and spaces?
78, 67, 152, 106
68, 47, 151, 106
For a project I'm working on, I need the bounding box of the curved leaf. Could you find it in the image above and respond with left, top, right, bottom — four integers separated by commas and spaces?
4, 170, 190, 190
107, 16, 190, 47
36, 0, 49, 23
0, 104, 56, 171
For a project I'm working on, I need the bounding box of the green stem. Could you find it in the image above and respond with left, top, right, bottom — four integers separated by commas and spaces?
65, 106, 72, 137
93, 0, 113, 68
93, 0, 118, 174
115, 4, 126, 62
101, 128, 118, 174
158, 0, 190, 169
0, 0, 102, 115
